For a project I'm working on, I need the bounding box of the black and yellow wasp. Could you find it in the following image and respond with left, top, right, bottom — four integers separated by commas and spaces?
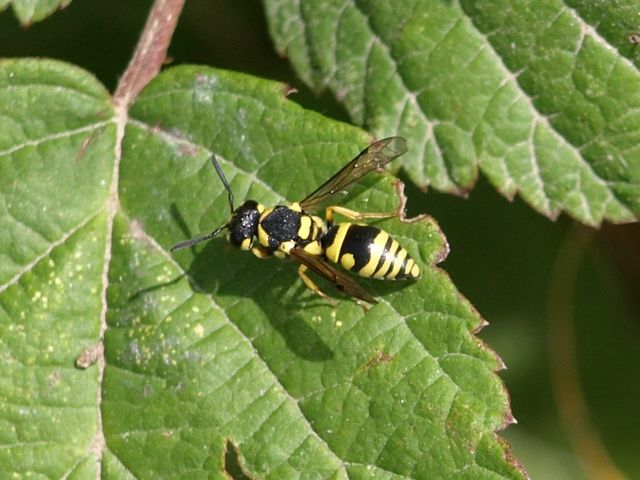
171, 137, 420, 304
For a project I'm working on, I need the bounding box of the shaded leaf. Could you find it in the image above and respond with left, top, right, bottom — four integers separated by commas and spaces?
0, 0, 72, 25
264, 0, 640, 225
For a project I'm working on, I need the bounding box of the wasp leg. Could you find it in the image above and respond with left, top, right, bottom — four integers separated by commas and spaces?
298, 264, 336, 305
251, 246, 272, 259
325, 205, 396, 224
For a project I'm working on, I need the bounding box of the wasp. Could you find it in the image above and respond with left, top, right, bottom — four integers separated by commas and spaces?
171, 137, 420, 304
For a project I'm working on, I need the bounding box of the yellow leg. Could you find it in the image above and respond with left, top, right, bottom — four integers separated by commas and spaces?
298, 265, 336, 305
251, 246, 271, 258
325, 205, 396, 224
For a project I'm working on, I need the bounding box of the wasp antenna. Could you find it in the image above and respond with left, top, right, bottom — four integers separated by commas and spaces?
210, 154, 234, 213
170, 224, 228, 252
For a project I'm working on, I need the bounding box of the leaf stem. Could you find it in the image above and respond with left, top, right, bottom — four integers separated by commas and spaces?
113, 0, 185, 107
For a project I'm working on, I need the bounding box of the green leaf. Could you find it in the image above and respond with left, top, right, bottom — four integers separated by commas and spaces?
0, 0, 72, 24
0, 59, 524, 478
263, 0, 640, 225
0, 59, 112, 477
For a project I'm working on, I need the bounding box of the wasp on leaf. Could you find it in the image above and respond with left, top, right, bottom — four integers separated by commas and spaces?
171, 137, 420, 304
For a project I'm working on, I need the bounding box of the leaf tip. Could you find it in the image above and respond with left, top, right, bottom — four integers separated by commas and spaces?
392, 179, 450, 265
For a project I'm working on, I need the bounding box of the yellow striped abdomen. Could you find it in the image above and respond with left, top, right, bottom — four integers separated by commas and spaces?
321, 224, 420, 280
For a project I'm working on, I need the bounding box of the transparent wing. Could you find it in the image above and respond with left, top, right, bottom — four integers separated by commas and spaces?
300, 137, 408, 213
289, 248, 377, 304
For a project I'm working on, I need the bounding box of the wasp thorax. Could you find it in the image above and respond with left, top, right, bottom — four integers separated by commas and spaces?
228, 200, 262, 250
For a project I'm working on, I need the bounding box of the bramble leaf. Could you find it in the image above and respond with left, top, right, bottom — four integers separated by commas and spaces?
0, 59, 524, 478
264, 0, 640, 225
0, 0, 72, 24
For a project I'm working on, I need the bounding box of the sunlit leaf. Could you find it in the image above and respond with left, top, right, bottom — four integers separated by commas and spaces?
0, 59, 524, 478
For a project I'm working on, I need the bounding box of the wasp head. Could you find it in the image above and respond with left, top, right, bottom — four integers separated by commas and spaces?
228, 200, 262, 250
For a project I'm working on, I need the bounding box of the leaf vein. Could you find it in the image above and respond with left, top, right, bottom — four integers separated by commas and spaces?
0, 120, 113, 158
0, 209, 103, 294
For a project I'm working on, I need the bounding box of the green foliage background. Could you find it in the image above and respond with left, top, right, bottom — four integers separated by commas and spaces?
1, 0, 639, 478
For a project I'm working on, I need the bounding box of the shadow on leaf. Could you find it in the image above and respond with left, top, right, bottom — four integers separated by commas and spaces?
177, 237, 335, 362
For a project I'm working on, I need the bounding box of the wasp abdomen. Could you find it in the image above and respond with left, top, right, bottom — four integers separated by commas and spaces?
322, 224, 420, 280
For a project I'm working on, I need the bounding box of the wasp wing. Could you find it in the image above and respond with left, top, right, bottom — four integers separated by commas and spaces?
299, 136, 408, 213
289, 247, 377, 304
